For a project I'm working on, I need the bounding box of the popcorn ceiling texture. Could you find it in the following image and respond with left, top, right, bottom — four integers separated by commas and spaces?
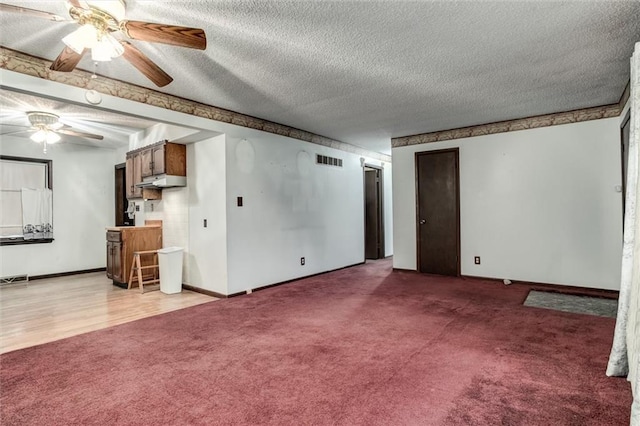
0, 89, 156, 149
0, 1, 639, 155
0, 47, 390, 162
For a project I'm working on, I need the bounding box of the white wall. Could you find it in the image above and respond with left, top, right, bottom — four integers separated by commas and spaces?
132, 131, 394, 296
393, 118, 623, 290
129, 123, 204, 150
185, 135, 228, 294
0, 135, 116, 277
225, 134, 383, 294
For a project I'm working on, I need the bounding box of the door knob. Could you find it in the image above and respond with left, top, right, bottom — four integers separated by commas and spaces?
419, 219, 426, 225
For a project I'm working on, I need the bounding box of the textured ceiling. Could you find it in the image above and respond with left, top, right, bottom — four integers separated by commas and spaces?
0, 89, 156, 148
1, 1, 639, 155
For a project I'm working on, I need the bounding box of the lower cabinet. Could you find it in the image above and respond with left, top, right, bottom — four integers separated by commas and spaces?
106, 241, 123, 282
106, 227, 162, 287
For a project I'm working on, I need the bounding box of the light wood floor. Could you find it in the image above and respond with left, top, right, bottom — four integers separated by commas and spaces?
0, 272, 217, 354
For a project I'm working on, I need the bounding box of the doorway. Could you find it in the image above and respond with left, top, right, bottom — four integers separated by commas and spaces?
114, 163, 133, 227
364, 165, 384, 260
415, 149, 460, 276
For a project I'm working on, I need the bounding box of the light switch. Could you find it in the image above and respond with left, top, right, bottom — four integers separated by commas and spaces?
237, 196, 243, 207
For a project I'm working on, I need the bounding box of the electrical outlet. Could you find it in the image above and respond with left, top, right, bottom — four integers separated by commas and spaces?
474, 256, 481, 265
300, 257, 305, 266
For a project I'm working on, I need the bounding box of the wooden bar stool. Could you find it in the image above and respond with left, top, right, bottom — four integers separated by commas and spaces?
128, 250, 160, 293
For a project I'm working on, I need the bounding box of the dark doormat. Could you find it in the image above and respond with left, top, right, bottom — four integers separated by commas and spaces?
523, 290, 618, 318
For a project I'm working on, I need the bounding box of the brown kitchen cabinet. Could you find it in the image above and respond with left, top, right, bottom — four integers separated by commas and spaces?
125, 140, 185, 200
125, 152, 142, 199
125, 150, 161, 200
140, 141, 186, 178
106, 240, 122, 281
105, 226, 163, 287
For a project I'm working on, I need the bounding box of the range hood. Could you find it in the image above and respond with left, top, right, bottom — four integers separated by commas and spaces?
136, 175, 187, 188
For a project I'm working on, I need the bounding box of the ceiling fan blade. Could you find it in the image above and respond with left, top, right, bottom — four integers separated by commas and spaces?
1, 130, 33, 136
57, 128, 104, 140
67, 0, 89, 10
0, 123, 32, 129
0, 3, 68, 21
121, 41, 173, 87
121, 20, 207, 50
50, 46, 86, 72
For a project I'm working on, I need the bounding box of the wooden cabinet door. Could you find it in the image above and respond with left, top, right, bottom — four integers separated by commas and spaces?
106, 242, 113, 279
126, 153, 143, 199
106, 241, 123, 281
111, 241, 123, 282
140, 148, 153, 178
132, 153, 143, 198
125, 156, 134, 199
151, 145, 165, 175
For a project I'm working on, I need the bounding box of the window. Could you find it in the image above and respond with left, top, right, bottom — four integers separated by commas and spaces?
0, 156, 53, 245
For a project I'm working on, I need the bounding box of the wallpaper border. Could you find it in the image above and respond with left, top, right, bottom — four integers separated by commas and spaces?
0, 47, 391, 163
392, 83, 630, 148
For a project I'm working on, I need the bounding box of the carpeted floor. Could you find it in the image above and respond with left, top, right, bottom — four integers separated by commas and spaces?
0, 259, 630, 425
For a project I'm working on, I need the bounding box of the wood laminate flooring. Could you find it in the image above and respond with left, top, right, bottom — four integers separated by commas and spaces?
0, 272, 217, 354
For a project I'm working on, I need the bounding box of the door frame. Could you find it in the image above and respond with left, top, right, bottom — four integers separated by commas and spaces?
621, 108, 631, 222
363, 164, 385, 260
414, 148, 461, 275
114, 163, 133, 227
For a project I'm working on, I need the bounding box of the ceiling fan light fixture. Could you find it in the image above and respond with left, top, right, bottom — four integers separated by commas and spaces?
91, 33, 124, 61
27, 111, 60, 127
31, 129, 47, 143
85, 0, 126, 22
30, 129, 61, 145
62, 24, 98, 54
46, 131, 61, 144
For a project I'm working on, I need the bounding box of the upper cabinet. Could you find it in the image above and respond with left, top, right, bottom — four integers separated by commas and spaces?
140, 142, 185, 178
125, 152, 144, 199
126, 141, 187, 200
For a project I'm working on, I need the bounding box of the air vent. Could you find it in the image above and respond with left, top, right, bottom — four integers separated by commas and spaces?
1, 274, 28, 287
316, 154, 343, 167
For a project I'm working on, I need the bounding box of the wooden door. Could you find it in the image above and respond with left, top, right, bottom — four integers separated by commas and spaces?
416, 149, 460, 276
115, 164, 132, 226
365, 168, 383, 259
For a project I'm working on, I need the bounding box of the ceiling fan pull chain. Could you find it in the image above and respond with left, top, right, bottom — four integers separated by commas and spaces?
91, 62, 98, 79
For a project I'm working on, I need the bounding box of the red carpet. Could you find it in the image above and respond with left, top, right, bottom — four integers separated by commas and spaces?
0, 259, 631, 425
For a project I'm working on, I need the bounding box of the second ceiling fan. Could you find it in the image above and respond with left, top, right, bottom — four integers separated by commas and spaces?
1, 0, 207, 87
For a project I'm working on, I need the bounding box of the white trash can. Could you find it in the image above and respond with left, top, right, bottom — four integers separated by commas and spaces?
157, 247, 183, 294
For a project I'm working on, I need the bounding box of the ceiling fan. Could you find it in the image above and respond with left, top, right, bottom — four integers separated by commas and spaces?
0, 0, 207, 87
2, 111, 104, 153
